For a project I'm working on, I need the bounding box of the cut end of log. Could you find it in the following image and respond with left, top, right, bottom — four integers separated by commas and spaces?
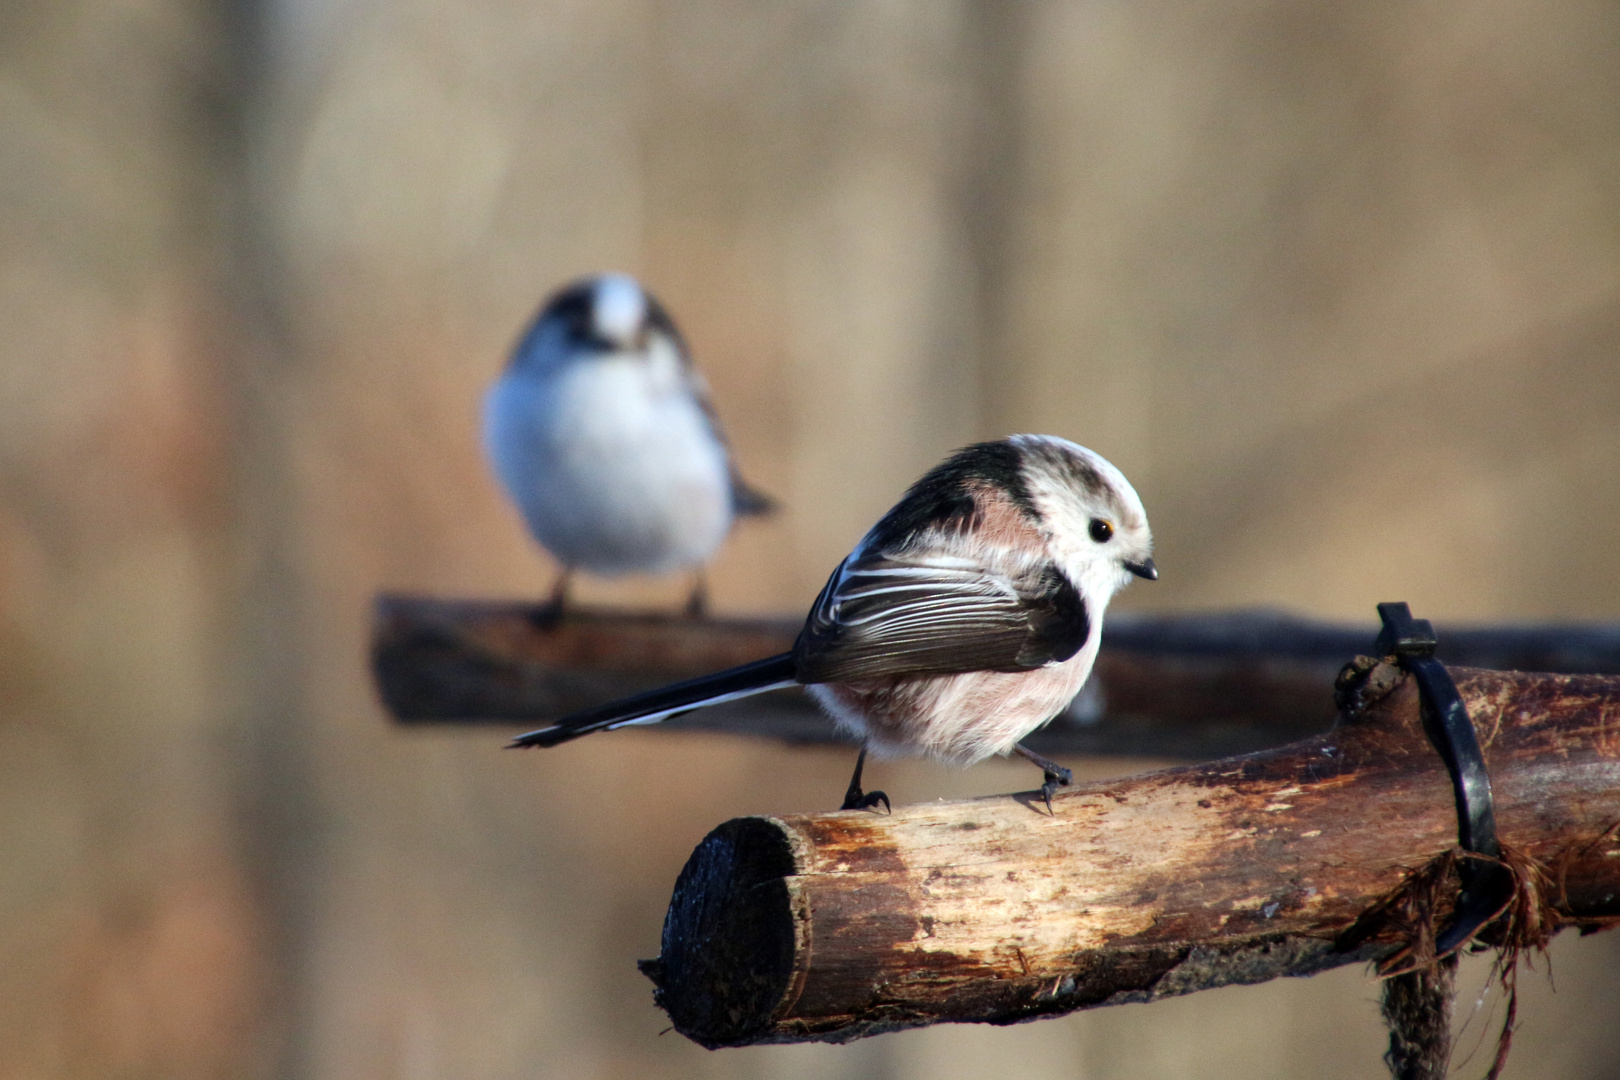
639, 668, 1620, 1048
642, 817, 802, 1048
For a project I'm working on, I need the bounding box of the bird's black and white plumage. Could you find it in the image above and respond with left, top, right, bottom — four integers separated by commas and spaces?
483, 273, 771, 610
510, 435, 1155, 809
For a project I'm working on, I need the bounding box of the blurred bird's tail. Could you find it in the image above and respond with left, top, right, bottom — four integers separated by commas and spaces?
507, 653, 797, 748
730, 470, 777, 517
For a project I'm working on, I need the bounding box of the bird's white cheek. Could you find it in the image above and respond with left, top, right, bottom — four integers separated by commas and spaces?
1060, 554, 1130, 613
643, 339, 686, 395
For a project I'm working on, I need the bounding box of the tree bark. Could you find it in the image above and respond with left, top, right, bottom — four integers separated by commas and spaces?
372, 594, 1620, 758
639, 664, 1620, 1047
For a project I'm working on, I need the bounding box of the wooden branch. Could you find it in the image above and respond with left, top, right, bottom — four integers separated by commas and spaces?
372, 594, 1620, 757
638, 665, 1620, 1047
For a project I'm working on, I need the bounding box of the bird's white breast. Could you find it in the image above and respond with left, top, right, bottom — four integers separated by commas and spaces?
484, 352, 733, 574
807, 624, 1103, 766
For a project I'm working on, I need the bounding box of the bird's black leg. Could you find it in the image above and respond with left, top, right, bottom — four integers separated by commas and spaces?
1014, 743, 1072, 815
840, 747, 889, 813
532, 568, 572, 629
684, 570, 708, 620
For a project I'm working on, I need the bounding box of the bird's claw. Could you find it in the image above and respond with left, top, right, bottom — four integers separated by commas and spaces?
840, 747, 888, 812
1039, 766, 1072, 815
841, 788, 890, 813
528, 601, 566, 630
530, 571, 572, 630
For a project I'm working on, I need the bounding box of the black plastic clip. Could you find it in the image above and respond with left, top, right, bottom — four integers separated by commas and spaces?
1375, 602, 1513, 953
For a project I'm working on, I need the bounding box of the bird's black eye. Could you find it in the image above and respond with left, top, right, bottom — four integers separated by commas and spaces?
1089, 518, 1114, 543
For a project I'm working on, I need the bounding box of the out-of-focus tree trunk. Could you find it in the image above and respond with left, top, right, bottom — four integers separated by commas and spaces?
0, 2, 286, 1078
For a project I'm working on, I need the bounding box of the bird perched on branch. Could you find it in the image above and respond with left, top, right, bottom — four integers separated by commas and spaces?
510, 435, 1156, 811
483, 273, 773, 617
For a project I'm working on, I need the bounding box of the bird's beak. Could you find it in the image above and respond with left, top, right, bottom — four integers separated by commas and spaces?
1124, 557, 1158, 581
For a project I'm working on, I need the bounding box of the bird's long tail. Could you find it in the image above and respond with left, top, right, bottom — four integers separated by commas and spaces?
507, 653, 798, 748
730, 468, 776, 517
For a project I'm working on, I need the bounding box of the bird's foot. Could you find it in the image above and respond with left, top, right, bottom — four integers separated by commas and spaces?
528, 600, 566, 630
682, 590, 706, 620
529, 570, 573, 629
1015, 743, 1073, 815
683, 573, 709, 620
840, 747, 890, 813
1037, 767, 1072, 815
840, 786, 890, 813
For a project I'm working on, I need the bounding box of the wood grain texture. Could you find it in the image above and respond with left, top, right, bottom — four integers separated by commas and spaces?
640, 665, 1620, 1047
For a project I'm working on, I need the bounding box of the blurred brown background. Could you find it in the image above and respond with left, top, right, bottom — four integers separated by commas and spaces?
4, 1, 1619, 1077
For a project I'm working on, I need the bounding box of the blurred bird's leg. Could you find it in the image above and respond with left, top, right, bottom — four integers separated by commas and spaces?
683, 570, 708, 619
1014, 743, 1072, 815
532, 568, 572, 627
839, 747, 889, 813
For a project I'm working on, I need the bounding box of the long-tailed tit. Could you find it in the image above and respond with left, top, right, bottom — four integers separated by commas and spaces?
510, 435, 1156, 811
483, 273, 773, 616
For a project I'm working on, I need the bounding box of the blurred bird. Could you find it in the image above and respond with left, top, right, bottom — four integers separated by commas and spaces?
510, 435, 1156, 811
484, 273, 773, 617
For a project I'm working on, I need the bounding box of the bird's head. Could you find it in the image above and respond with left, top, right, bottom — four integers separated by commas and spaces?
509, 273, 687, 374
1011, 435, 1156, 607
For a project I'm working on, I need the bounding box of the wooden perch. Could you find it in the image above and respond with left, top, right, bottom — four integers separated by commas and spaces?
638, 664, 1620, 1047
373, 594, 1620, 757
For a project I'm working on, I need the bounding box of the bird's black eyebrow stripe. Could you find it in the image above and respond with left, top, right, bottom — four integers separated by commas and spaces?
1016, 438, 1108, 502
543, 281, 595, 320
642, 293, 693, 363
864, 440, 1038, 551
511, 279, 694, 365
642, 293, 681, 340
510, 281, 595, 364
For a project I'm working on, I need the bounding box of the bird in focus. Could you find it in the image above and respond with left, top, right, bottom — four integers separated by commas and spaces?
510, 435, 1156, 812
483, 273, 773, 618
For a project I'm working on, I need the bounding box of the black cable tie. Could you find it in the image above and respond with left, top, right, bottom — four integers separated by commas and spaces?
1374, 602, 1514, 954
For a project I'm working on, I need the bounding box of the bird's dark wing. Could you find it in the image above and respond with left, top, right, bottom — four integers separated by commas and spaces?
792, 554, 1089, 683
659, 327, 775, 517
